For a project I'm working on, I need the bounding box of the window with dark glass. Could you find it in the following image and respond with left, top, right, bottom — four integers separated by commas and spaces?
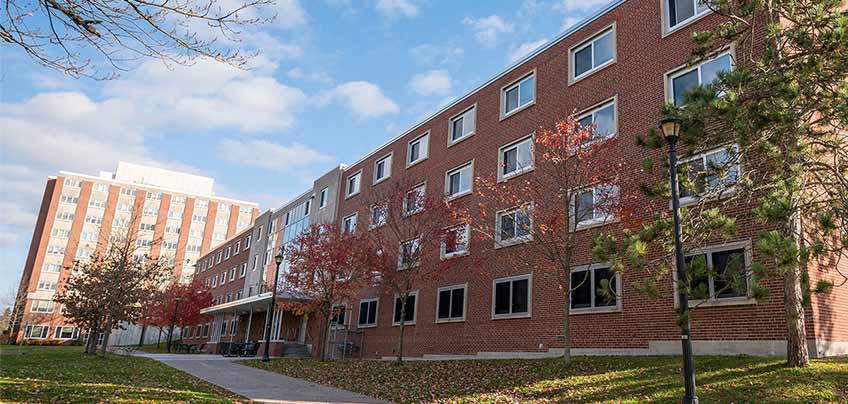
437, 286, 466, 321
358, 299, 378, 327
393, 294, 416, 324
493, 276, 529, 316
570, 266, 618, 310
686, 247, 748, 301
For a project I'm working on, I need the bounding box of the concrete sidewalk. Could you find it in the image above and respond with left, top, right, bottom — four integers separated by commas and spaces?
134, 353, 389, 403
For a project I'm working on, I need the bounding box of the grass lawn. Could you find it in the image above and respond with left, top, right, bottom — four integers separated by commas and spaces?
0, 345, 242, 403
247, 355, 848, 403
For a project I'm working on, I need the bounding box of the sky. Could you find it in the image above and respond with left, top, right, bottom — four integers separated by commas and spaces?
0, 0, 612, 306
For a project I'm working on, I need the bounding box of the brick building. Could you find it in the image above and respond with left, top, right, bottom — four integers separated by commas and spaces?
12, 162, 259, 343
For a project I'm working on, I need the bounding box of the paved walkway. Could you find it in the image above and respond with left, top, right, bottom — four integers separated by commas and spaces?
129, 352, 389, 404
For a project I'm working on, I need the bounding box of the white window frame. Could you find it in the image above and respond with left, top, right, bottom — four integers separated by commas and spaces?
447, 104, 476, 146
676, 144, 741, 206
576, 96, 618, 146
494, 205, 533, 248
407, 131, 430, 167
342, 213, 358, 234
240, 263, 247, 278
345, 170, 363, 199
569, 263, 623, 314
370, 203, 387, 229
30, 299, 55, 313
500, 70, 536, 119
440, 224, 470, 260
55, 325, 77, 339
435, 283, 467, 323
569, 184, 619, 230
403, 182, 426, 216
373, 153, 393, 185
392, 291, 418, 326
24, 324, 50, 339
665, 49, 734, 106
662, 0, 713, 36
319, 187, 329, 209
357, 298, 379, 328
569, 23, 617, 84
444, 160, 474, 200
330, 304, 348, 329
673, 239, 755, 308
397, 237, 421, 270
491, 274, 532, 320
498, 134, 535, 181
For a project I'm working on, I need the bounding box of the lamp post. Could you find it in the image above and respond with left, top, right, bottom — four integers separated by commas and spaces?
261, 246, 286, 362
659, 116, 699, 404
166, 296, 182, 353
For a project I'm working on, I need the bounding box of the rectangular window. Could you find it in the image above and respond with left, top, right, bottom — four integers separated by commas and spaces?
42, 263, 62, 273
571, 26, 615, 81
37, 281, 57, 291
403, 183, 426, 215
240, 263, 247, 278
229, 268, 236, 281
685, 244, 750, 302
25, 324, 50, 339
234, 241, 240, 255
358, 298, 378, 327
31, 299, 55, 313
370, 203, 387, 228
392, 292, 417, 325
88, 199, 107, 209
445, 162, 473, 199
330, 305, 347, 329
570, 265, 620, 311
195, 200, 209, 209
677, 145, 740, 203
407, 132, 429, 166
120, 187, 136, 196
374, 154, 392, 184
224, 247, 231, 259
92, 183, 109, 193
668, 52, 732, 106
441, 224, 469, 259
56, 211, 75, 221
449, 106, 476, 145
499, 136, 534, 180
245, 235, 251, 248
319, 187, 328, 208
64, 178, 82, 188
577, 99, 617, 144
51, 228, 71, 239
492, 274, 531, 318
496, 206, 532, 246
502, 73, 535, 117
217, 251, 223, 263
220, 272, 226, 284
570, 184, 619, 229
55, 326, 77, 339
346, 171, 362, 197
343, 213, 357, 234
398, 238, 421, 270
666, 0, 711, 31
436, 284, 466, 322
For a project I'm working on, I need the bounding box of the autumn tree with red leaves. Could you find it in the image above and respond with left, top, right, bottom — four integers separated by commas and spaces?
282, 223, 374, 361
147, 277, 213, 348
459, 115, 630, 366
358, 179, 460, 364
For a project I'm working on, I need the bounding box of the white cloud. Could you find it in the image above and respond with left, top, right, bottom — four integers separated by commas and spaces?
218, 139, 333, 172
462, 15, 513, 47
287, 67, 335, 84
509, 39, 548, 62
409, 43, 464, 66
409, 69, 452, 97
553, 0, 610, 13
318, 81, 400, 119
375, 0, 419, 19
561, 16, 581, 30
276, 0, 308, 29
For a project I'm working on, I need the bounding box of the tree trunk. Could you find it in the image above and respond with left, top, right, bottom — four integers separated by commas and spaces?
785, 212, 810, 367
85, 326, 96, 354
138, 325, 146, 346
320, 314, 330, 361
395, 299, 406, 365
562, 297, 572, 366
157, 328, 162, 348
100, 315, 113, 357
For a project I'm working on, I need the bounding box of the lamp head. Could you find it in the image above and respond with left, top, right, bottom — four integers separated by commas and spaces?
658, 116, 683, 144
274, 246, 285, 265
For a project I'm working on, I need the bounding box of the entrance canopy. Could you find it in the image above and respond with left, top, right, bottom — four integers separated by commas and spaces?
199, 291, 308, 315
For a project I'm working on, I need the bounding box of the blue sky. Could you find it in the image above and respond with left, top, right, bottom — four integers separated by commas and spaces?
0, 0, 610, 306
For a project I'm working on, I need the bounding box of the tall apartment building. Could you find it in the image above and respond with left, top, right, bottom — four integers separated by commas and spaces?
13, 162, 259, 343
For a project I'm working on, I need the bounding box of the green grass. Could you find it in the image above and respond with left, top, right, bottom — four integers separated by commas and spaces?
0, 345, 242, 403
247, 355, 848, 403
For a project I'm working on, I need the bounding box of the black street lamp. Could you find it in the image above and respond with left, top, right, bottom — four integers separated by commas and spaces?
166, 296, 182, 353
659, 115, 699, 404
261, 246, 286, 362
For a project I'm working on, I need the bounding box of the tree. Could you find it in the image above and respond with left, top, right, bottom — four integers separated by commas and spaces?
1, 0, 272, 78
146, 277, 212, 348
54, 213, 172, 356
457, 115, 629, 366
605, 0, 848, 367
358, 179, 459, 364
281, 223, 374, 361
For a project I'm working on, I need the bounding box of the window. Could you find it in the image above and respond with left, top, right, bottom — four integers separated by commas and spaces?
166, 225, 180, 234
577, 99, 617, 144
665, 0, 711, 32
80, 232, 98, 242
449, 106, 476, 145
43, 263, 62, 273
685, 244, 750, 302
230, 267, 236, 281
52, 228, 71, 239
92, 183, 109, 193
445, 162, 473, 199
502, 72, 535, 117
245, 235, 251, 248
55, 326, 77, 339
31, 299, 55, 313
217, 251, 223, 263
330, 305, 347, 329
173, 195, 186, 204
37, 281, 57, 291
392, 292, 417, 325
189, 229, 204, 238
496, 206, 532, 246
139, 223, 156, 232
195, 200, 209, 209
64, 178, 82, 188
343, 213, 357, 234
436, 284, 466, 322
56, 211, 75, 221
403, 183, 426, 215
358, 298, 378, 328
252, 255, 259, 270
192, 214, 206, 223
398, 238, 421, 270
59, 194, 79, 204
85, 215, 102, 225
46, 245, 65, 255
220, 272, 226, 284
407, 132, 429, 166
240, 263, 247, 278
677, 145, 740, 203
120, 187, 136, 196
492, 274, 531, 318
89, 199, 107, 209
570, 26, 615, 81
319, 187, 328, 209
211, 275, 218, 287
499, 136, 534, 180
216, 217, 228, 225
24, 324, 50, 339
370, 203, 387, 228
236, 290, 243, 300
441, 224, 469, 259
668, 52, 732, 106
374, 154, 392, 184
570, 265, 620, 312
214, 232, 225, 241
346, 171, 362, 198
570, 184, 619, 229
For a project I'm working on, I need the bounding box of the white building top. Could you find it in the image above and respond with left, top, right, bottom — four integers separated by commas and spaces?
113, 161, 214, 195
